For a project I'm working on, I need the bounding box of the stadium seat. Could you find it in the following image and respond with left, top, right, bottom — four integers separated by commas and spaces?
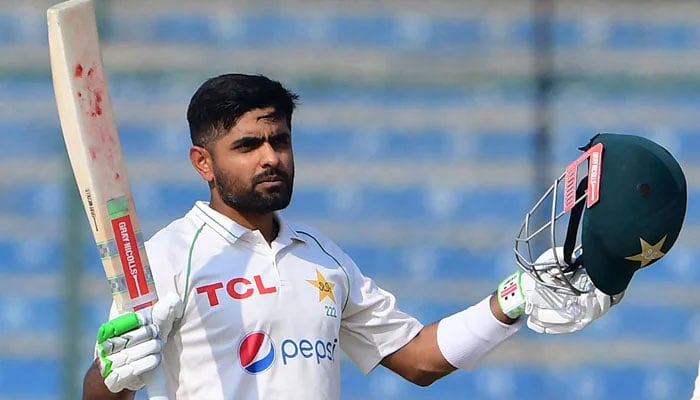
2, 3, 700, 399
608, 20, 698, 49
0, 358, 61, 397
152, 14, 218, 44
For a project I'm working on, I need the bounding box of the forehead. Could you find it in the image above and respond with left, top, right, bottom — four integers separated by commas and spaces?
230, 107, 289, 134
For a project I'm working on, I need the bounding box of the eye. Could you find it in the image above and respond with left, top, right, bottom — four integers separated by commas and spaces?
270, 133, 291, 147
232, 137, 263, 152
270, 133, 292, 148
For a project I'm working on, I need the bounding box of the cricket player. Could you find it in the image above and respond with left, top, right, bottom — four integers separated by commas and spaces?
81, 74, 687, 400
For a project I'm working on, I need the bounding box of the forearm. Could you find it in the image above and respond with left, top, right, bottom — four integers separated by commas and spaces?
82, 359, 135, 400
380, 323, 455, 386
382, 294, 521, 386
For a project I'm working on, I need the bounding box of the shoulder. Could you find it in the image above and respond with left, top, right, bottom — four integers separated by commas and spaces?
145, 211, 204, 264
288, 220, 341, 252
285, 218, 363, 272
147, 215, 197, 245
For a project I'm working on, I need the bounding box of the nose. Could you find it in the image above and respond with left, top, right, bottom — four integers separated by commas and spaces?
259, 141, 281, 168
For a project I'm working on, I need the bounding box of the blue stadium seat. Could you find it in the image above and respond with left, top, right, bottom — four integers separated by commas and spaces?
451, 187, 531, 222
474, 130, 536, 160
329, 15, 400, 47
342, 244, 506, 280
288, 186, 531, 222
0, 297, 63, 333
2, 6, 700, 400
371, 129, 452, 159
0, 295, 110, 333
116, 122, 537, 163
152, 14, 217, 44
0, 14, 23, 44
0, 183, 66, 216
291, 125, 354, 160
118, 122, 166, 157
134, 182, 203, 219
535, 365, 694, 400
83, 297, 114, 328
0, 358, 60, 397
632, 246, 700, 283
567, 303, 694, 341
676, 128, 700, 163
342, 363, 696, 400
101, 15, 150, 43
292, 186, 422, 221
510, 17, 585, 47
434, 247, 508, 279
608, 21, 698, 49
343, 243, 700, 284
284, 187, 334, 218
293, 126, 461, 161
0, 239, 63, 274
0, 76, 55, 100
361, 187, 428, 220
239, 13, 314, 46
294, 84, 482, 106
108, 75, 189, 103
0, 121, 64, 156
426, 18, 486, 48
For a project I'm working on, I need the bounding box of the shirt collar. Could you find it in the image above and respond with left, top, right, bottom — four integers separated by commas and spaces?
191, 201, 305, 246
275, 212, 306, 246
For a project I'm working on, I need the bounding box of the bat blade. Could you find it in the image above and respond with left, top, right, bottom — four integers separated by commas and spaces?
48, 1, 168, 398
48, 0, 157, 313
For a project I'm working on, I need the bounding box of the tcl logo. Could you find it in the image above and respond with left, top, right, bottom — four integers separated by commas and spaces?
196, 275, 277, 306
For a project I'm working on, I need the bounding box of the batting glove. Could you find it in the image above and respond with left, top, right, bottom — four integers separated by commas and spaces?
497, 248, 621, 334
96, 292, 183, 393
523, 268, 615, 334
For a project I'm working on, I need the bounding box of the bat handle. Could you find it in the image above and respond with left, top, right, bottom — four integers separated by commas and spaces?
145, 365, 169, 400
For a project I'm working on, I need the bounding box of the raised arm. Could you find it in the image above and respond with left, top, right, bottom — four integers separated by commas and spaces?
380, 294, 518, 386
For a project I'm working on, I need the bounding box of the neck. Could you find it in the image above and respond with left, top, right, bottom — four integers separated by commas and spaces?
209, 197, 279, 245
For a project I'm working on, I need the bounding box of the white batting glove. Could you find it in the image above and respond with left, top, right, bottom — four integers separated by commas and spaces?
523, 269, 613, 334
497, 248, 620, 334
96, 292, 183, 393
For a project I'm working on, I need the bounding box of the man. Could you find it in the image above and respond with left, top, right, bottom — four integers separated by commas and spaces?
82, 74, 687, 399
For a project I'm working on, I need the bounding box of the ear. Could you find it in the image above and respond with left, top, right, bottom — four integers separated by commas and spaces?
190, 146, 214, 182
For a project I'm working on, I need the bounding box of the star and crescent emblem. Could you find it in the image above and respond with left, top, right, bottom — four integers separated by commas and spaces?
306, 269, 336, 303
624, 235, 667, 268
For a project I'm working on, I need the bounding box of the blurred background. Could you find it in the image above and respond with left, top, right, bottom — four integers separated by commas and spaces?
1, 0, 699, 399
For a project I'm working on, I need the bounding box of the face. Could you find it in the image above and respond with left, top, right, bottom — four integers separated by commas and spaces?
202, 107, 294, 214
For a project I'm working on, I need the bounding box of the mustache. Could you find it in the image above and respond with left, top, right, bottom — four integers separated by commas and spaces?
252, 168, 291, 185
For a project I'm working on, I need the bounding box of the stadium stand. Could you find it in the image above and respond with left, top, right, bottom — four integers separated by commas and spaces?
0, 0, 699, 399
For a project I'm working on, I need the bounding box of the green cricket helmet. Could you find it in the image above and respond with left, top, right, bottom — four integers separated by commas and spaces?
514, 133, 687, 295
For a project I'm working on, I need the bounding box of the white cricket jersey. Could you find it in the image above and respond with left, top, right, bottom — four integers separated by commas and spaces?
109, 201, 423, 399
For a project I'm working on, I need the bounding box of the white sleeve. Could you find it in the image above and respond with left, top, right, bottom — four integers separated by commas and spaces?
692, 360, 700, 400
339, 259, 424, 374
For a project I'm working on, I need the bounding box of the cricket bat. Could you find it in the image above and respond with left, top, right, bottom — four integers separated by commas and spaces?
47, 0, 168, 398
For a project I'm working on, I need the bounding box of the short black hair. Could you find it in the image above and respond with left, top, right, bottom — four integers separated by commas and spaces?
187, 73, 299, 149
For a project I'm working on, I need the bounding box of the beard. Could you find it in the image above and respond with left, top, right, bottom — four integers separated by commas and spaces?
212, 163, 294, 214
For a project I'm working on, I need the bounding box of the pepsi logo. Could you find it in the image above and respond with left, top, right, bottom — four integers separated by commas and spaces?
238, 331, 275, 374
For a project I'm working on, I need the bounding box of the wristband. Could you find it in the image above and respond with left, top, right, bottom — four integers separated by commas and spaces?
436, 296, 523, 370
497, 271, 526, 319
